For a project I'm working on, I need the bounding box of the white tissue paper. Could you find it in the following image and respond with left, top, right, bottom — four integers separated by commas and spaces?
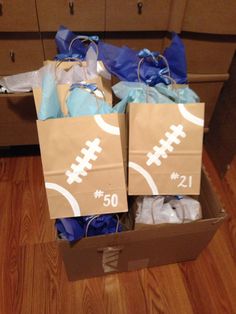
135, 196, 202, 225
0, 46, 110, 93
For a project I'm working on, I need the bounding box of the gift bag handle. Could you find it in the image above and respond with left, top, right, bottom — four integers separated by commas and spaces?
55, 57, 89, 81
85, 214, 120, 238
137, 50, 178, 102
55, 35, 99, 84
137, 52, 176, 85
56, 57, 83, 67
68, 35, 99, 58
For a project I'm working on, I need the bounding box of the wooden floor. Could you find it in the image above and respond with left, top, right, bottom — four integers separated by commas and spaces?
0, 148, 236, 314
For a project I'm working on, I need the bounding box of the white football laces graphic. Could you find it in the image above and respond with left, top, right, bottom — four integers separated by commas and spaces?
94, 115, 120, 135
129, 161, 159, 195
45, 182, 81, 216
65, 138, 102, 184
178, 103, 204, 126
146, 124, 186, 167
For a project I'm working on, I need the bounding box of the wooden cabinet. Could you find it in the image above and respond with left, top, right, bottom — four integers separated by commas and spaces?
42, 36, 58, 61
0, 0, 38, 31
0, 37, 45, 75
0, 0, 236, 146
188, 74, 228, 128
104, 37, 164, 52
0, 93, 38, 146
205, 55, 236, 175
163, 35, 236, 74
106, 0, 171, 31
182, 37, 236, 74
36, 0, 105, 32
182, 0, 236, 34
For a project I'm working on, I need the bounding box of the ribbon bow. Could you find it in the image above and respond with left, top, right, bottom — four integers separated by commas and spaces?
138, 48, 160, 65
54, 52, 84, 61
69, 82, 98, 92
88, 35, 99, 42
138, 49, 172, 85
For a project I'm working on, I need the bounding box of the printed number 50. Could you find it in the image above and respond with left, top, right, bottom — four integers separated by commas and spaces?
103, 194, 118, 207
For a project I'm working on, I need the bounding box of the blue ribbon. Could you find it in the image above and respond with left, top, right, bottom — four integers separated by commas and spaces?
138, 48, 172, 85
54, 52, 84, 61
69, 82, 98, 92
175, 195, 184, 200
88, 35, 99, 42
138, 48, 160, 66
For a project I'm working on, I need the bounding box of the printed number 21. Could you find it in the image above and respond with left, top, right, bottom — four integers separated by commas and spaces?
178, 176, 192, 188
103, 194, 118, 207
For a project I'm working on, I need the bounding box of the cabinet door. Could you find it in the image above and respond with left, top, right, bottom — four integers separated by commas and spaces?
0, 38, 44, 75
104, 37, 164, 52
205, 56, 236, 176
0, 0, 38, 31
183, 38, 236, 74
106, 0, 172, 31
0, 94, 38, 146
36, 0, 105, 32
182, 0, 236, 34
163, 36, 236, 74
43, 37, 58, 61
188, 75, 227, 128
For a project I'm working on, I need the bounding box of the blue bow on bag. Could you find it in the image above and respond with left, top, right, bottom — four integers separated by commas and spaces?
138, 48, 159, 65
69, 82, 98, 92
55, 52, 84, 61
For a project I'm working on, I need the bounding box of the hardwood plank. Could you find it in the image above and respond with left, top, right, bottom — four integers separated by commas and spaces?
226, 156, 236, 195
178, 150, 236, 314
0, 156, 55, 246
101, 274, 128, 314
139, 265, 194, 314
203, 150, 236, 256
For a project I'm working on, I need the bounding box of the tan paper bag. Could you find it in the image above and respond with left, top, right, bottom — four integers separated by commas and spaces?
128, 103, 205, 195
37, 113, 128, 218
34, 83, 127, 218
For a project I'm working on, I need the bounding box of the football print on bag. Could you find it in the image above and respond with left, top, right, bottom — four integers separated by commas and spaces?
128, 103, 204, 195
37, 113, 128, 219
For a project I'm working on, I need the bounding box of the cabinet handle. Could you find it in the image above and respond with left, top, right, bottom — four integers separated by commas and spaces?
137, 1, 143, 14
0, 2, 3, 16
10, 50, 15, 62
69, 0, 74, 15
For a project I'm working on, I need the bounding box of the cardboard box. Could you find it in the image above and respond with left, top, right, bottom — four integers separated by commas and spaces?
58, 168, 226, 281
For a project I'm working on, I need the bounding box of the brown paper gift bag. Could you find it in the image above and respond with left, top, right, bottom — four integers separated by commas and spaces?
128, 102, 205, 195
34, 82, 127, 218
37, 113, 128, 218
